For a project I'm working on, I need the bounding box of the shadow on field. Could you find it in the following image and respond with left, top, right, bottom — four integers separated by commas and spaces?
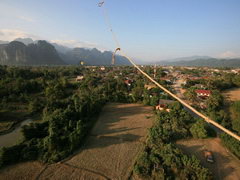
82, 133, 142, 151
81, 103, 151, 149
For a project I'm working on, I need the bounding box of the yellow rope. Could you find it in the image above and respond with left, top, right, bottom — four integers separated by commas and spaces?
101, 0, 121, 48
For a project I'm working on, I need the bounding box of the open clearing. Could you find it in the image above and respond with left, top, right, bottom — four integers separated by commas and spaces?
223, 88, 240, 101
0, 103, 153, 180
176, 138, 240, 180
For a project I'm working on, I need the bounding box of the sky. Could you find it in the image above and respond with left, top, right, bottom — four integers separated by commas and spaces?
0, 0, 240, 61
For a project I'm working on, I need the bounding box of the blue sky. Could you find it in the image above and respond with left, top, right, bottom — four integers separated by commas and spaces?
0, 0, 240, 61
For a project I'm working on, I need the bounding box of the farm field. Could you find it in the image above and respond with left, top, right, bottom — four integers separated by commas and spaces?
176, 138, 240, 180
223, 88, 240, 101
0, 161, 45, 180
0, 103, 153, 179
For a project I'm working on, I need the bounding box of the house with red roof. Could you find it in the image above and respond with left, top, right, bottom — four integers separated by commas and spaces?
124, 79, 133, 86
195, 89, 211, 98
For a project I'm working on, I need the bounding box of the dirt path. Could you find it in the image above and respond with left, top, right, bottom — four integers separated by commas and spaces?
0, 103, 153, 180
172, 78, 186, 99
176, 138, 240, 180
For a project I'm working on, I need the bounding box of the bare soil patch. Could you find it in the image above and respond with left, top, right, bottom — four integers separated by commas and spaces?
176, 138, 240, 180
0, 103, 153, 180
223, 88, 240, 101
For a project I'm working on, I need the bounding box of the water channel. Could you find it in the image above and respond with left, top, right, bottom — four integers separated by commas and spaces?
0, 119, 32, 147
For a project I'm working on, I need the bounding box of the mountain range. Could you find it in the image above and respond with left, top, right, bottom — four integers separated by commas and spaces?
0, 38, 130, 66
157, 57, 240, 67
159, 56, 212, 62
0, 40, 65, 65
1, 38, 240, 67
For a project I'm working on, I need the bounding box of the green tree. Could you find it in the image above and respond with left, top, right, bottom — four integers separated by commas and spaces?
231, 101, 240, 134
206, 90, 223, 112
184, 87, 197, 101
190, 119, 208, 138
131, 86, 143, 102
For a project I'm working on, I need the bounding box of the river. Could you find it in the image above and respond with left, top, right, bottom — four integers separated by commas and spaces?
0, 119, 32, 148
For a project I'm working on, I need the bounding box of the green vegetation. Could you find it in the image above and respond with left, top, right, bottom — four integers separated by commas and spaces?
206, 90, 224, 114
184, 87, 197, 101
1, 64, 238, 179
230, 101, 240, 134
181, 70, 240, 159
220, 133, 240, 159
0, 67, 107, 166
205, 76, 240, 159
190, 119, 208, 139
183, 72, 240, 91
134, 103, 212, 179
219, 101, 240, 158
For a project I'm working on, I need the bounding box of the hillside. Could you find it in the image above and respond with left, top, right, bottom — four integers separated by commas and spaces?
61, 47, 130, 66
159, 58, 240, 67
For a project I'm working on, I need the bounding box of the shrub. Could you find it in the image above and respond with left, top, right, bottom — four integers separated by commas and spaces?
190, 119, 208, 138
220, 133, 240, 159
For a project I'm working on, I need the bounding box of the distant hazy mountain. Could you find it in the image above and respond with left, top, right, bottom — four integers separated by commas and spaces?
0, 40, 9, 45
158, 58, 240, 67
51, 43, 71, 54
153, 56, 213, 65
0, 40, 65, 65
14, 38, 34, 45
61, 47, 131, 66
165, 56, 212, 62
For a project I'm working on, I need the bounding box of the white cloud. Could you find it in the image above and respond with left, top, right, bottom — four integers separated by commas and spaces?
0, 29, 106, 50
17, 16, 35, 23
218, 51, 239, 58
0, 29, 39, 41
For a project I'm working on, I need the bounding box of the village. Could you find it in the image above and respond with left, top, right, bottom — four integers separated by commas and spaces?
75, 65, 240, 113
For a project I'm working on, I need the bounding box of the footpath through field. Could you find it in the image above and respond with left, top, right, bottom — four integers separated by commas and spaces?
0, 103, 153, 180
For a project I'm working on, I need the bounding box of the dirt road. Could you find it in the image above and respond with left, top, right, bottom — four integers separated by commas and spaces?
176, 138, 240, 180
0, 103, 153, 180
